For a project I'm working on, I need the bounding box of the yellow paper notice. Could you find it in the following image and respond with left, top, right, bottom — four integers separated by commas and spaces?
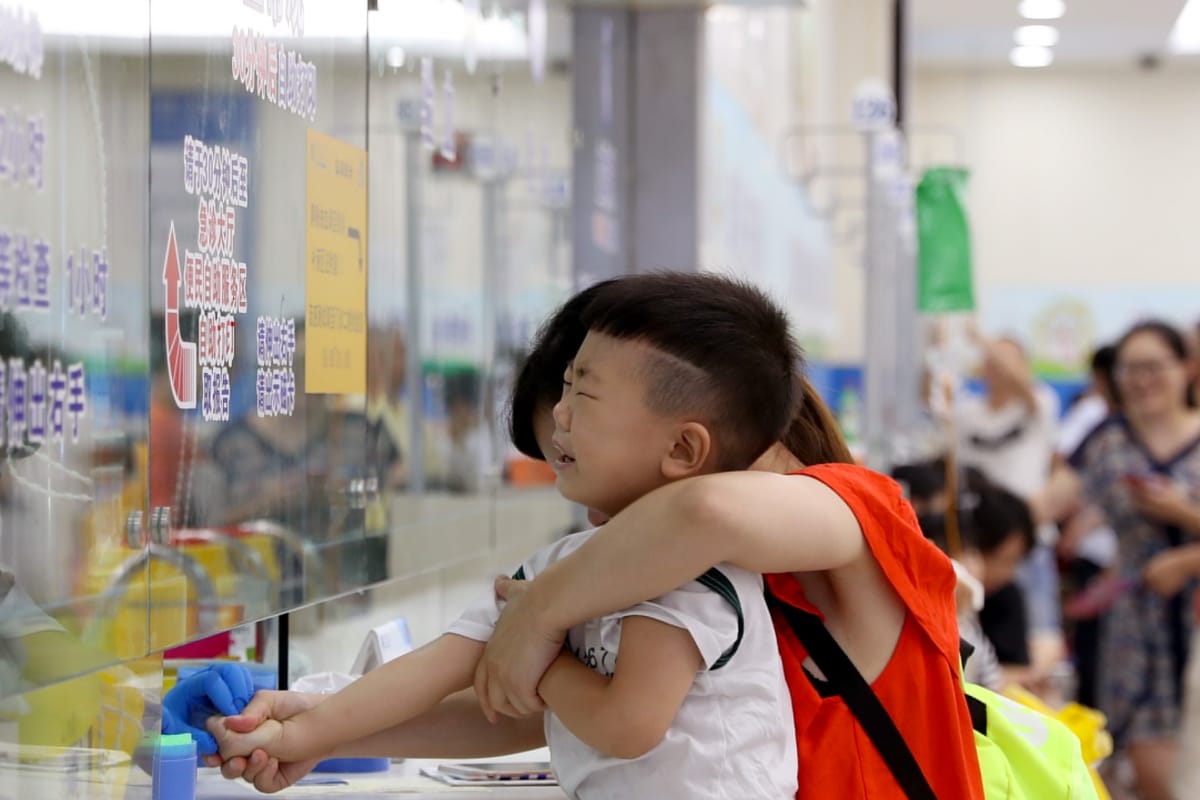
305, 129, 367, 394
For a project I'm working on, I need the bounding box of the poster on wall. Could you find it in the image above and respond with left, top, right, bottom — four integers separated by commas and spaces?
150, 92, 257, 422
305, 129, 367, 395
981, 285, 1199, 377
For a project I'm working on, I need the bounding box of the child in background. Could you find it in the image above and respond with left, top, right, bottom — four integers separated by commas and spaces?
209, 273, 800, 799
892, 459, 950, 517
914, 509, 1003, 690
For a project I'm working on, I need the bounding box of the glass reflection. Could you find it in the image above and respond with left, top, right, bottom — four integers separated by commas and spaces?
147, 0, 372, 644
0, 1, 152, 688
0, 0, 582, 683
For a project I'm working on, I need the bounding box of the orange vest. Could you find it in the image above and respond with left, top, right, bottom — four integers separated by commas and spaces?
768, 464, 985, 799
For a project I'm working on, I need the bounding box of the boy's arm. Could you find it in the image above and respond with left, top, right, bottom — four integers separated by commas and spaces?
536, 616, 701, 760
218, 634, 484, 763
329, 688, 547, 759
476, 471, 863, 717
213, 688, 547, 794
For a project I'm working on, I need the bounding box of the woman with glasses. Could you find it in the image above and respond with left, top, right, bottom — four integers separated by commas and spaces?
1039, 320, 1200, 800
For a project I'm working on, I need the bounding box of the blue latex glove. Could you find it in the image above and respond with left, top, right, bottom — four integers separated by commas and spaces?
162, 663, 255, 756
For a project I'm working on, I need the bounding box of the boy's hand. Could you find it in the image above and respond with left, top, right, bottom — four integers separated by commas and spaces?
206, 713, 284, 762
162, 662, 255, 756
475, 576, 562, 721
204, 690, 325, 793
216, 745, 320, 794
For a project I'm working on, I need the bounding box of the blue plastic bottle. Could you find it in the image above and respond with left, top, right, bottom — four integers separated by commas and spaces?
153, 733, 197, 800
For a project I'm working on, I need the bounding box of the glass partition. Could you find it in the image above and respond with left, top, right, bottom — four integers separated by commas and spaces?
0, 0, 579, 671
0, 2, 160, 777
0, 1, 153, 687
364, 0, 576, 588
0, 3, 581, 786
146, 0, 371, 646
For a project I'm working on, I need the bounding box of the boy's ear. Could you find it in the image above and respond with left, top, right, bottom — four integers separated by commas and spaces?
661, 421, 713, 480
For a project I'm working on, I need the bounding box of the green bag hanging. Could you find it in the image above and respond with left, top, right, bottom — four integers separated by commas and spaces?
916, 167, 975, 313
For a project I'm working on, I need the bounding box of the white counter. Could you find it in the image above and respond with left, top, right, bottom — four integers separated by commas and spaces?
0, 752, 566, 800
196, 754, 567, 800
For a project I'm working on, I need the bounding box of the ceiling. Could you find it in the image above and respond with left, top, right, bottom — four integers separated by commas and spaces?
912, 0, 1192, 67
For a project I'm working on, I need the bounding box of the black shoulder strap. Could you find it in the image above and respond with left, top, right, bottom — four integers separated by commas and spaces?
695, 568, 744, 670
771, 597, 939, 800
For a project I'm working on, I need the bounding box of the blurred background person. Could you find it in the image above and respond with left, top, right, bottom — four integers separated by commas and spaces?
955, 326, 1064, 683
1040, 320, 1200, 800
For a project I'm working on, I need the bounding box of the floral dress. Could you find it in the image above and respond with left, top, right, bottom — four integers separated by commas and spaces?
1069, 417, 1200, 746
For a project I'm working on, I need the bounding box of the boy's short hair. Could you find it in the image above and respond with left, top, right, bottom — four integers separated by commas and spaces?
972, 486, 1036, 556
916, 510, 978, 555
508, 281, 616, 460
579, 272, 800, 471
891, 462, 945, 506
917, 482, 1035, 559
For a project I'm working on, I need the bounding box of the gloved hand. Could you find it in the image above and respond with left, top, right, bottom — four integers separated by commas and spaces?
162, 663, 255, 756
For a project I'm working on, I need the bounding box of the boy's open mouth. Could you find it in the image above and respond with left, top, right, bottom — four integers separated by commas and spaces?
552, 440, 576, 470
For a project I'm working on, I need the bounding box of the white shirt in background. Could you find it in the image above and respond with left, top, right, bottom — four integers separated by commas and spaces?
952, 561, 1003, 691
1055, 394, 1118, 568
447, 529, 797, 800
1055, 394, 1108, 458
956, 383, 1060, 502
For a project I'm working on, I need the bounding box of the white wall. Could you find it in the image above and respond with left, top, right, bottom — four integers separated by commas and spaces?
912, 65, 1200, 294
770, 0, 894, 362
700, 0, 894, 361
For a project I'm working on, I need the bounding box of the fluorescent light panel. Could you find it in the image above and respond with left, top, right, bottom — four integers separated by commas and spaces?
1019, 0, 1066, 21
1010, 45, 1054, 67
1170, 0, 1200, 53
32, 0, 530, 62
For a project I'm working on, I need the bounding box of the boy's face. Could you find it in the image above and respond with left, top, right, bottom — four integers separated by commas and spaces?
532, 400, 610, 526
550, 332, 707, 518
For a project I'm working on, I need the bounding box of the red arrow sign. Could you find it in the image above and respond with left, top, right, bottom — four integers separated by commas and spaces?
162, 222, 197, 409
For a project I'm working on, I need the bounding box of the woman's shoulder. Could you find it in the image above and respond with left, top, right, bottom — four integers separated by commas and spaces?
1067, 414, 1127, 468
793, 461, 901, 491
789, 463, 961, 651
791, 463, 913, 527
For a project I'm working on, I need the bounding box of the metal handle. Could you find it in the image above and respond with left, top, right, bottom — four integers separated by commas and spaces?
125, 510, 145, 548
150, 506, 173, 546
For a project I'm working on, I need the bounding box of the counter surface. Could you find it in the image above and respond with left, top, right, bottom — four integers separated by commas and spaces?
196, 754, 567, 800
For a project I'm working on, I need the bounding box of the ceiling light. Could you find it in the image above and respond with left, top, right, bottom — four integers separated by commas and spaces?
1015, 25, 1059, 47
1019, 0, 1065, 20
1010, 45, 1054, 68
1170, 0, 1200, 53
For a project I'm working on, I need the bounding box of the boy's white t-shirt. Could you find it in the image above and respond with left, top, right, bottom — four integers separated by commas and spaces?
447, 529, 798, 800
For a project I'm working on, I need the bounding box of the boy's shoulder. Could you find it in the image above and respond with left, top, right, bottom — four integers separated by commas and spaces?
517, 528, 602, 580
